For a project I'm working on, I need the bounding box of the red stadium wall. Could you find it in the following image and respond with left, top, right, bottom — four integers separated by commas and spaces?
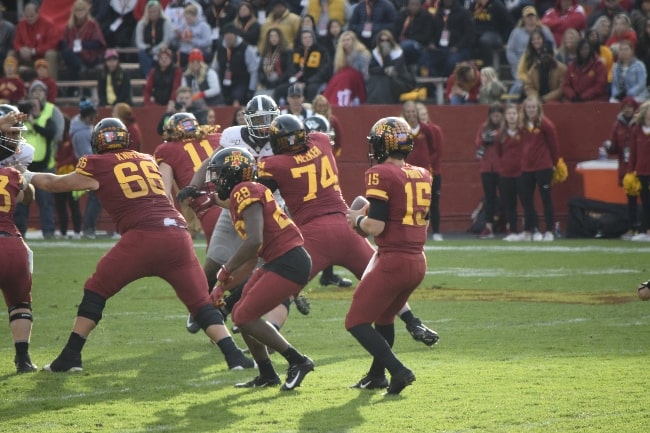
48, 102, 619, 234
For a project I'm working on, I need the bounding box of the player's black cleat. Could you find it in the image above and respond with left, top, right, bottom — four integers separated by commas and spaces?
42, 348, 83, 372
319, 274, 353, 288
351, 373, 389, 390
406, 321, 439, 347
385, 368, 416, 395
280, 356, 314, 391
235, 375, 281, 388
186, 313, 201, 334
15, 354, 37, 373
294, 295, 311, 315
226, 351, 256, 370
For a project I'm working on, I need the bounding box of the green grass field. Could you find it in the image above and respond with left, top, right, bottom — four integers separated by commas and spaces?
2, 238, 650, 433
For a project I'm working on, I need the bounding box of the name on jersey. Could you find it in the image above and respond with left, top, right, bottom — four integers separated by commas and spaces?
403, 168, 425, 179
292, 145, 322, 164
115, 151, 140, 161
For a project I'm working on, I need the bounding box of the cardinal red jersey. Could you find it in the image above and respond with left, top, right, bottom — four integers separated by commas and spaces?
258, 132, 347, 226
154, 133, 221, 188
229, 181, 303, 263
0, 167, 23, 236
365, 162, 431, 254
75, 150, 187, 233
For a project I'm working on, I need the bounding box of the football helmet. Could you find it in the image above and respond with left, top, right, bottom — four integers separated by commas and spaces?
207, 147, 257, 200
0, 104, 27, 161
269, 114, 307, 155
244, 95, 280, 139
304, 114, 335, 145
164, 112, 200, 141
367, 116, 413, 164
90, 118, 130, 154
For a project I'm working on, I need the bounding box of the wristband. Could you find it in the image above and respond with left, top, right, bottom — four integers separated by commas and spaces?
216, 265, 232, 283
355, 215, 366, 229
22, 170, 35, 188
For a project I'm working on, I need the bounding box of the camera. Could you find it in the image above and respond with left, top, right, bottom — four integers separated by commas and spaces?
17, 100, 33, 115
174, 101, 184, 111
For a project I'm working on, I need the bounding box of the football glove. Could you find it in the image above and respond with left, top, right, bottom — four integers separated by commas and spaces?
176, 185, 201, 202
188, 191, 215, 218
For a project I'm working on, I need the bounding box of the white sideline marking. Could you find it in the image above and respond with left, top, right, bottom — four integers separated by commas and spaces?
426, 267, 639, 278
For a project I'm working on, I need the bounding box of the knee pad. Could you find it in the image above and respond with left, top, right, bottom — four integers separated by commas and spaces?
77, 290, 106, 324
194, 304, 224, 330
9, 303, 33, 323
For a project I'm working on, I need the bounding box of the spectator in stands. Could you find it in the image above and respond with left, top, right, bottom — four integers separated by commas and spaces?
588, 0, 626, 29
34, 59, 57, 103
214, 24, 258, 106
135, 0, 173, 78
306, 0, 348, 37
312, 94, 343, 156
98, 49, 133, 107
516, 95, 559, 241
395, 0, 435, 69
632, 0, 650, 35
12, 2, 59, 80
636, 16, 650, 85
606, 12, 638, 57
204, 0, 237, 53
334, 30, 371, 79
69, 98, 100, 239
0, 56, 25, 104
523, 40, 567, 102
478, 66, 507, 104
231, 106, 246, 125
182, 48, 223, 106
165, 0, 205, 37
288, 29, 332, 101
611, 39, 649, 102
562, 38, 609, 101
320, 19, 343, 61
0, 5, 15, 70
555, 28, 580, 65
541, 0, 587, 46
517, 29, 554, 95
506, 6, 556, 97
232, 2, 261, 47
604, 96, 639, 239
257, 28, 293, 103
445, 61, 481, 105
587, 28, 614, 82
98, 0, 138, 48
258, 0, 302, 53
143, 46, 183, 106
14, 95, 56, 239
171, 3, 212, 69
59, 0, 107, 84
134, 0, 173, 21
281, 84, 313, 119
592, 14, 613, 45
347, 0, 397, 49
294, 14, 318, 50
425, 0, 475, 78
470, 0, 514, 71
113, 103, 143, 151
53, 115, 82, 240
366, 29, 415, 104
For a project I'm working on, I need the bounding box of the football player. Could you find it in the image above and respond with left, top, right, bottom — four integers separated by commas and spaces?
345, 117, 432, 395
260, 114, 439, 349
178, 95, 295, 334
0, 106, 38, 373
23, 118, 252, 372
206, 147, 314, 390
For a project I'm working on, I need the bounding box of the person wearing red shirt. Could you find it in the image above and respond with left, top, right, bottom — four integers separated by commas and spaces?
11, 2, 59, 80
0, 56, 25, 104
562, 38, 609, 102
445, 61, 481, 105
628, 101, 650, 240
499, 104, 524, 241
516, 95, 560, 241
540, 0, 586, 46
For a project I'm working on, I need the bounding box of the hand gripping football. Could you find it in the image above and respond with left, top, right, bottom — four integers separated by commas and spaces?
350, 195, 369, 237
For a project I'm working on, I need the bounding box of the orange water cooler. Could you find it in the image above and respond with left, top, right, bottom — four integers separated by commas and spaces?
575, 159, 626, 204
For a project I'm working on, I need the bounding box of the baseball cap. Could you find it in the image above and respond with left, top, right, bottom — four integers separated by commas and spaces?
79, 98, 97, 116
523, 6, 537, 17
287, 84, 303, 98
188, 48, 204, 62
29, 79, 48, 93
105, 49, 119, 60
